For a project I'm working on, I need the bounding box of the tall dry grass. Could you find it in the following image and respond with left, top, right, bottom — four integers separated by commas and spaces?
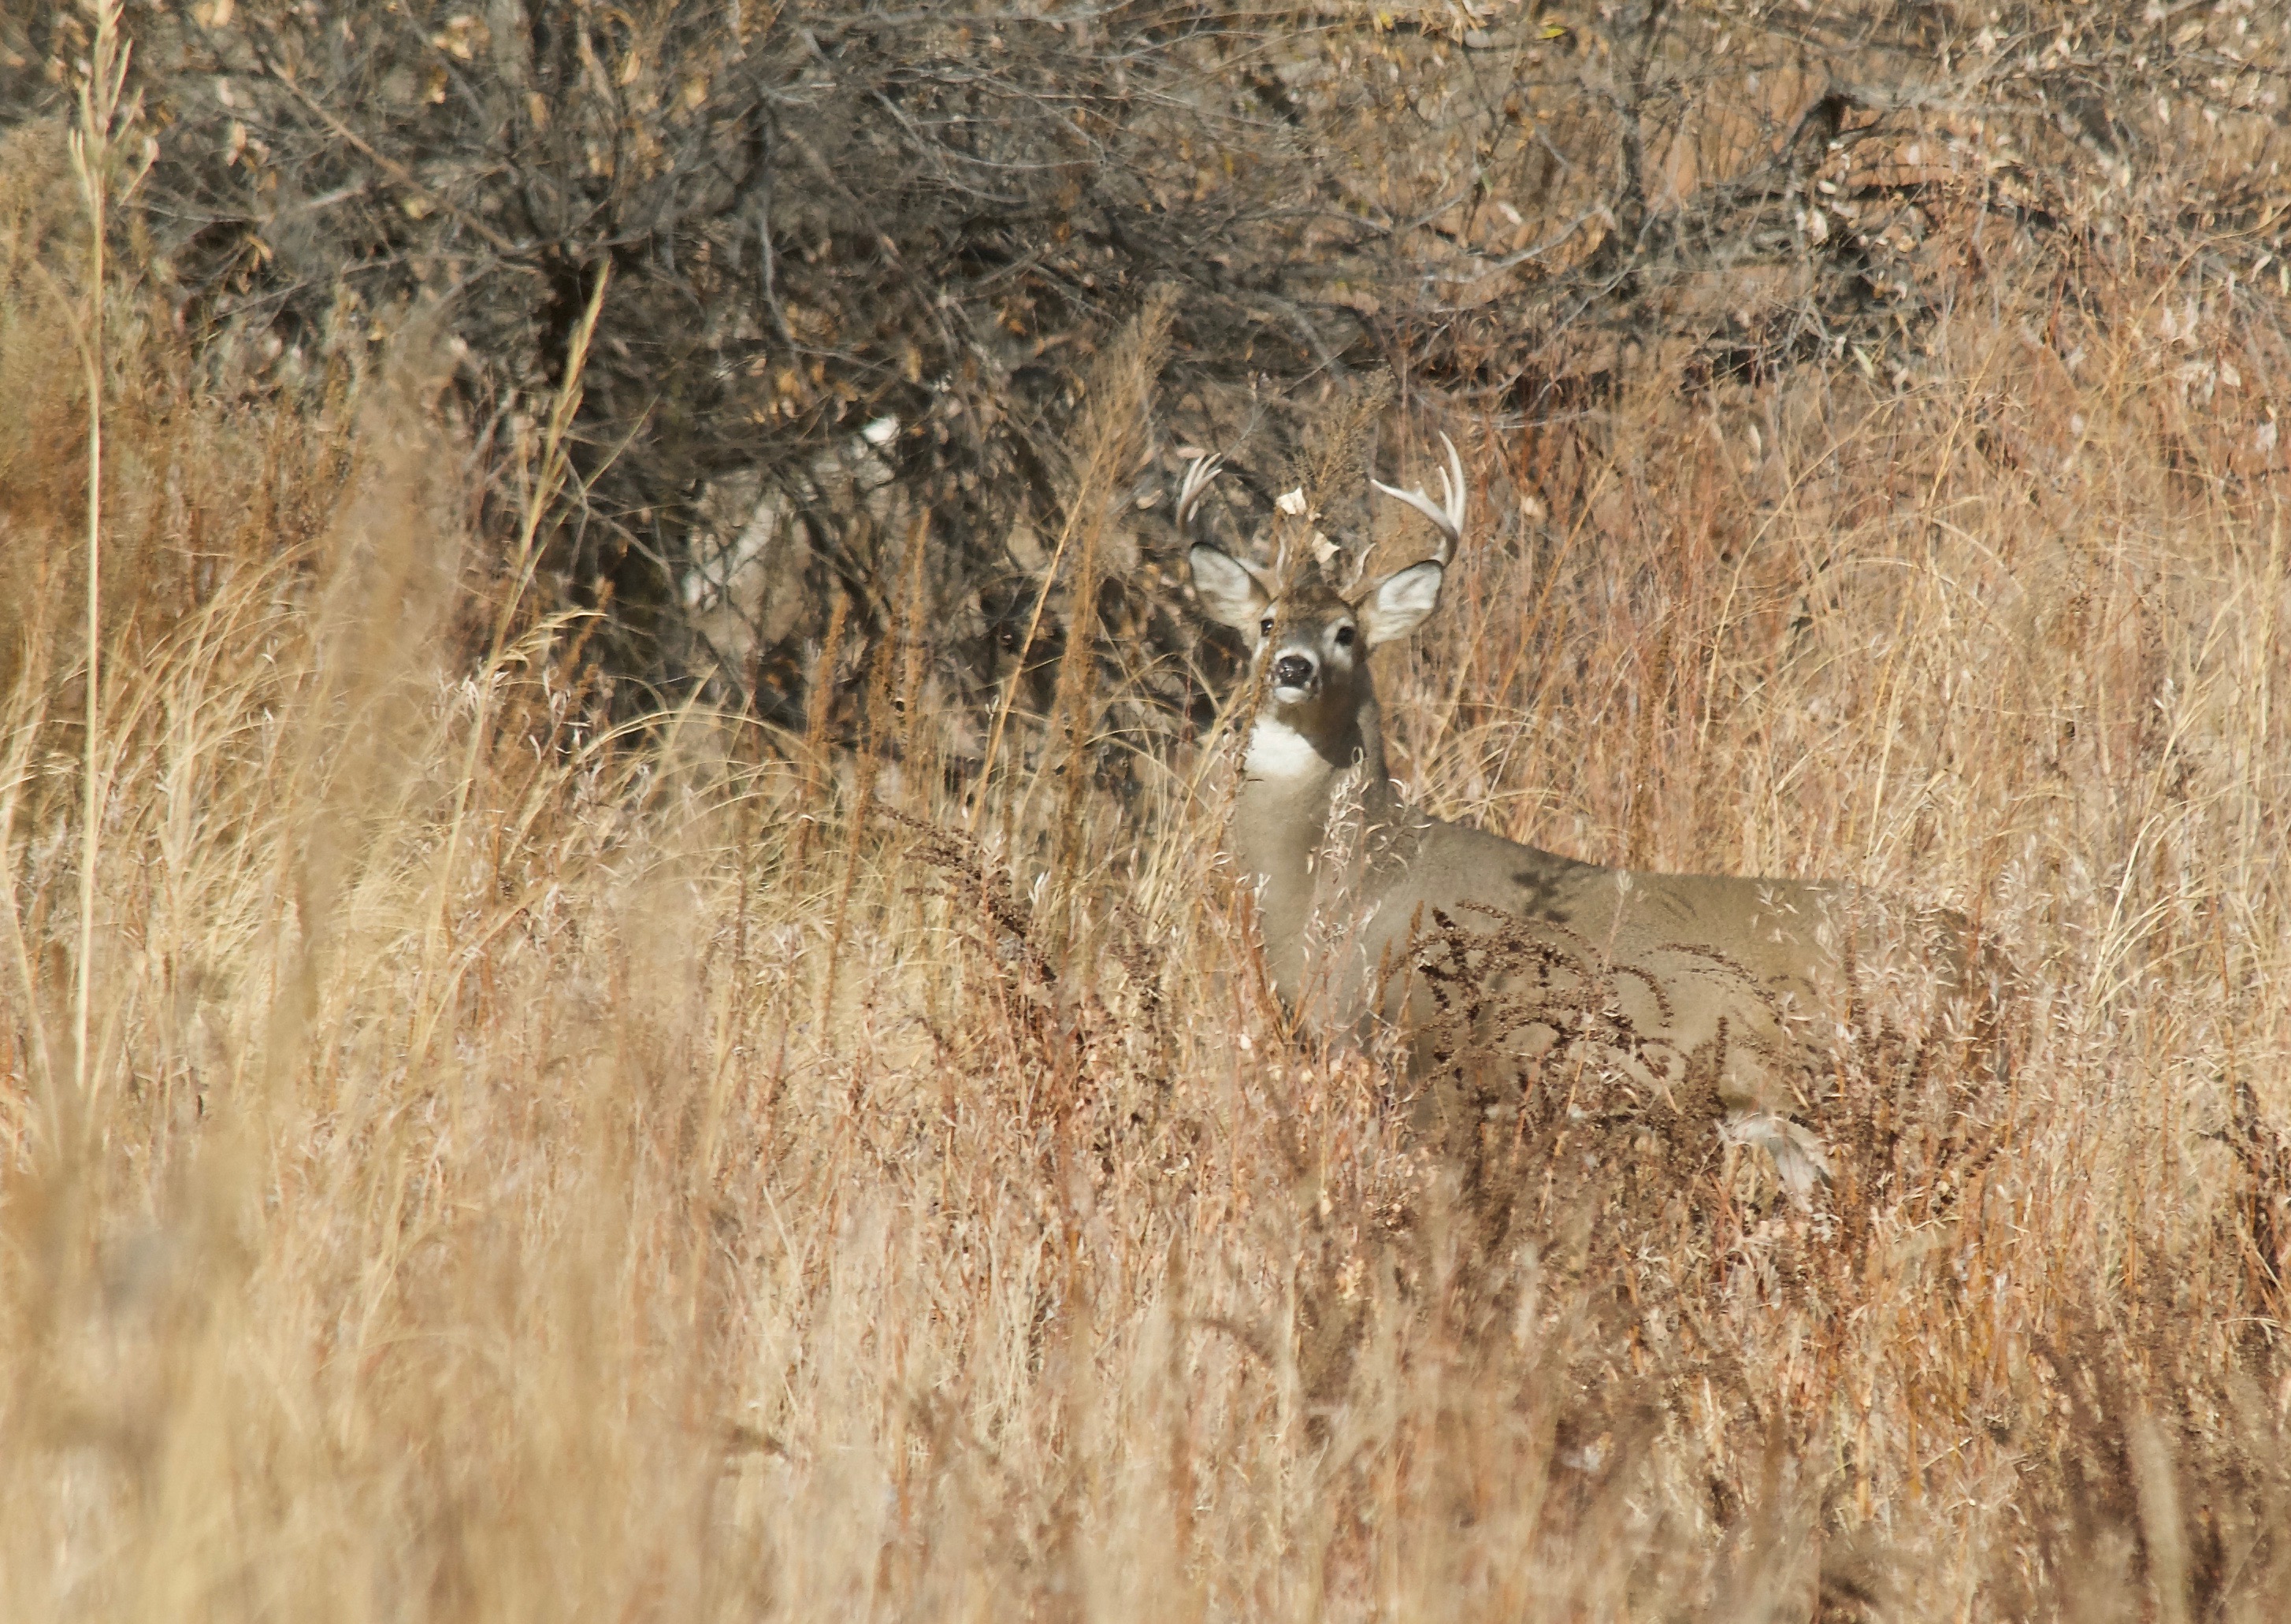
5, 134, 2291, 1624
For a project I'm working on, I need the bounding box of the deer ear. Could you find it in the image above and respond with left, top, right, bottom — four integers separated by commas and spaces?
1188, 544, 1272, 636
1360, 560, 1443, 647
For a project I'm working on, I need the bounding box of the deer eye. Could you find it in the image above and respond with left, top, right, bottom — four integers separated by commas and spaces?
1259, 617, 1275, 635
1334, 625, 1356, 647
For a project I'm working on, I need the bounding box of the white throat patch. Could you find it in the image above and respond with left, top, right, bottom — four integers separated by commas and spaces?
1243, 716, 1325, 781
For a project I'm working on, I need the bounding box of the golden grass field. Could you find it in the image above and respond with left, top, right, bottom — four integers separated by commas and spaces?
6, 43, 2291, 1623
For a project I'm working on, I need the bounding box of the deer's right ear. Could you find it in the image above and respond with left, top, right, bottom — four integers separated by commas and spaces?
1187, 544, 1273, 639
1360, 559, 1444, 647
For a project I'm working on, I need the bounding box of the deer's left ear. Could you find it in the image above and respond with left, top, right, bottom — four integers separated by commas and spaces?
1187, 543, 1274, 639
1359, 560, 1443, 647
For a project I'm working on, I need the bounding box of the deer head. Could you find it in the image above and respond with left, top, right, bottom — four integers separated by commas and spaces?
1180, 436, 1466, 769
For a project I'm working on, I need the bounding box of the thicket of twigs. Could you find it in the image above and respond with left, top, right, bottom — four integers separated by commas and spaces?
6, 1, 2291, 1618
10, 0, 2291, 730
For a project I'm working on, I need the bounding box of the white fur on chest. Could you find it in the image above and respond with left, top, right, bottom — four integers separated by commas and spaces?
1244, 717, 1326, 781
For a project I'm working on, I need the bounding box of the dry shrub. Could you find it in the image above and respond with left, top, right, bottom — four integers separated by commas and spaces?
13, 0, 2286, 751
0, 118, 358, 715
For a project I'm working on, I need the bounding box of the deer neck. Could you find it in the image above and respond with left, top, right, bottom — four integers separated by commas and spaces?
1231, 685, 1404, 1006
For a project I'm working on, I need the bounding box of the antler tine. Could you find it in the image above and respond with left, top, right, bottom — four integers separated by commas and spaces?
1370, 430, 1469, 566
1434, 431, 1466, 562
1176, 454, 1223, 534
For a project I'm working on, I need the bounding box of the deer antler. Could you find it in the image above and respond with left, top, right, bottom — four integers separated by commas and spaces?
1176, 454, 1223, 535
1370, 431, 1467, 566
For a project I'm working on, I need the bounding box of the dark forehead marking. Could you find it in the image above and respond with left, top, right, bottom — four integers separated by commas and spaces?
1274, 576, 1354, 614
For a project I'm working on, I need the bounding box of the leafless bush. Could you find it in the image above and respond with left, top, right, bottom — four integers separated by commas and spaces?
8, 0, 2288, 761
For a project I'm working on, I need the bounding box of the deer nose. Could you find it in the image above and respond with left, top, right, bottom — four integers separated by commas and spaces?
1272, 653, 1315, 690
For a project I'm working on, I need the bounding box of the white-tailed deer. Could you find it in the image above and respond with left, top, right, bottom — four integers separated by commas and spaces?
1183, 439, 2000, 1196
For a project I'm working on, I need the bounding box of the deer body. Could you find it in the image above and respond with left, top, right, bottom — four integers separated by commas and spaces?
1184, 443, 1980, 1193
1231, 728, 1841, 1028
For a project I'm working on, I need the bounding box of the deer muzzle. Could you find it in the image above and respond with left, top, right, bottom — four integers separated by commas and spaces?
1270, 653, 1316, 695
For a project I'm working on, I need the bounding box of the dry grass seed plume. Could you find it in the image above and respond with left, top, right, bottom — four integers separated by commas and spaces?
6, 147, 2291, 1624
